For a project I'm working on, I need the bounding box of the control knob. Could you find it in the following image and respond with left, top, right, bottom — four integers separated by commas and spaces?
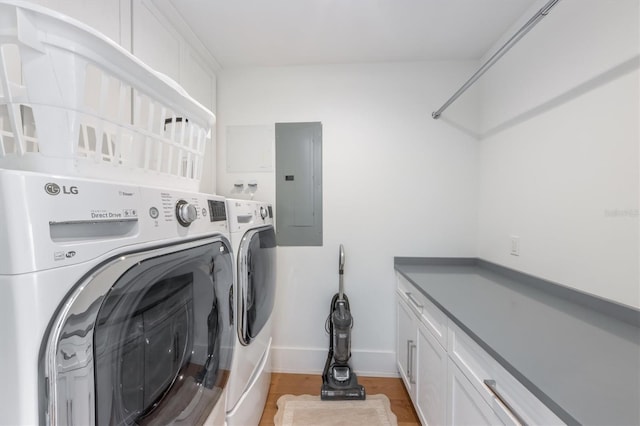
260, 206, 268, 220
176, 200, 197, 226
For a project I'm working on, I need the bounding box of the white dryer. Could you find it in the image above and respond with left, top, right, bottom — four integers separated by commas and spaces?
225, 198, 277, 426
0, 169, 235, 425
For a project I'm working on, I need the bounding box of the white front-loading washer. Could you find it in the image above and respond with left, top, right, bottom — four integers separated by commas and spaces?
225, 198, 276, 426
0, 169, 235, 426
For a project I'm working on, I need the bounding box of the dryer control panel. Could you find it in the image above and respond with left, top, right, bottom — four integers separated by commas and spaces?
226, 198, 274, 234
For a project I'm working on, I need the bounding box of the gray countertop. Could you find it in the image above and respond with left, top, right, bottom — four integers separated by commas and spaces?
394, 257, 640, 426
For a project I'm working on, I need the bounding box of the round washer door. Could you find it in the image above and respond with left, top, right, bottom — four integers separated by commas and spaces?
238, 226, 276, 345
43, 237, 234, 426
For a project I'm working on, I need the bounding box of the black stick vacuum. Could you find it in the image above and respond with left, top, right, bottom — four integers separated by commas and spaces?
321, 244, 366, 401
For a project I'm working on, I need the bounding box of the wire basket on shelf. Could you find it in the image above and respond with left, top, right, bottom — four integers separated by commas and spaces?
0, 1, 215, 191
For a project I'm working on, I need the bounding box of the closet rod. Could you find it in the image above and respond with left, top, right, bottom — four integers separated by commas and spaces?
432, 0, 561, 119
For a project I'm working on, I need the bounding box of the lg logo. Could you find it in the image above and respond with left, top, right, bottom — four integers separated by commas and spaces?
44, 183, 60, 195
44, 183, 79, 195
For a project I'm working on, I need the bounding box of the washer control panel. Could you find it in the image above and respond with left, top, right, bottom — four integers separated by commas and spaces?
0, 169, 229, 274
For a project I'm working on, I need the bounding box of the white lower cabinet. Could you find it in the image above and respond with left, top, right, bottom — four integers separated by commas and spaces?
396, 296, 417, 396
396, 273, 565, 426
416, 323, 448, 425
396, 277, 447, 426
448, 360, 503, 425
447, 321, 563, 426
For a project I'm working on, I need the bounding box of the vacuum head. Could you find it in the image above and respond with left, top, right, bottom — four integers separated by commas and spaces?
321, 368, 366, 401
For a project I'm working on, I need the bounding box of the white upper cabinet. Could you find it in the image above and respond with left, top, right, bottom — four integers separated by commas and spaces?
26, 0, 217, 114
25, 0, 129, 46
21, 0, 218, 192
132, 1, 181, 83
132, 1, 216, 113
181, 49, 215, 114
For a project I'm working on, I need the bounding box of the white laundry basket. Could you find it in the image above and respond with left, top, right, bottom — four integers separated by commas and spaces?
0, 1, 215, 190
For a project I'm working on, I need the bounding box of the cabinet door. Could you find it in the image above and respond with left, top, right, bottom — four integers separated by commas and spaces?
416, 323, 447, 426
448, 360, 504, 426
132, 0, 181, 82
26, 0, 127, 46
396, 296, 417, 397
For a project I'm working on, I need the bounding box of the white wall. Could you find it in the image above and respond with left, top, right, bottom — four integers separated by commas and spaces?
217, 0, 640, 377
216, 62, 480, 375
473, 0, 640, 308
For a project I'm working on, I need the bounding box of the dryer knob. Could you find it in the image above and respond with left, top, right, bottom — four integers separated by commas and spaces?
260, 206, 268, 220
176, 200, 197, 226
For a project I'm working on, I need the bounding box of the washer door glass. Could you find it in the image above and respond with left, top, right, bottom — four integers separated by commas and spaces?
239, 226, 276, 345
44, 238, 234, 426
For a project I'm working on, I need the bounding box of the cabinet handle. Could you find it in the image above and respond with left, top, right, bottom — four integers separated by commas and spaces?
406, 340, 413, 381
406, 292, 424, 310
483, 379, 528, 426
408, 340, 417, 384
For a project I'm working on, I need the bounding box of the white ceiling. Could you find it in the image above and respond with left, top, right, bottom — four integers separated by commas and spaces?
163, 0, 537, 69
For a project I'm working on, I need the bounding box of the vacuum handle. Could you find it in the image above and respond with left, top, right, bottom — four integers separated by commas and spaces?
338, 244, 345, 300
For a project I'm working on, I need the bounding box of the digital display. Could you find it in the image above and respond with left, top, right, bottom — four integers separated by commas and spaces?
208, 200, 227, 222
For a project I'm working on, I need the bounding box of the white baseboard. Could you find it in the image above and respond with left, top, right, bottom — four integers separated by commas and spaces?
270, 346, 399, 378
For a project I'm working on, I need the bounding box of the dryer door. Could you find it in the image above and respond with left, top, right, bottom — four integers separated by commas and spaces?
238, 225, 276, 345
43, 237, 234, 426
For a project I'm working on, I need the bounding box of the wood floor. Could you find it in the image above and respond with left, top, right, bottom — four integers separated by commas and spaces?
258, 373, 420, 426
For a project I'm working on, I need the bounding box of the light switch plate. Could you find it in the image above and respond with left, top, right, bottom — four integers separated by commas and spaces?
510, 236, 520, 256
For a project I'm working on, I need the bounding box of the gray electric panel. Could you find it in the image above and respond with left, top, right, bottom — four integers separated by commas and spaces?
275, 122, 322, 246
